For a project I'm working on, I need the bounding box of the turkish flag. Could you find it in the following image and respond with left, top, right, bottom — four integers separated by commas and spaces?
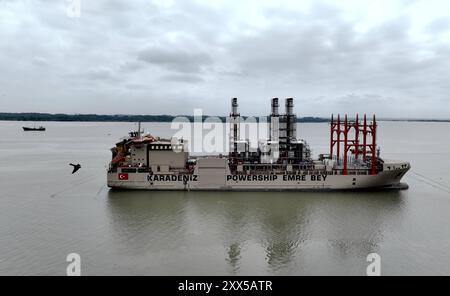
118, 173, 129, 180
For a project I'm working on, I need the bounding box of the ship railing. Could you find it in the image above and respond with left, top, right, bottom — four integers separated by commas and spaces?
305, 170, 367, 175
121, 168, 138, 173
231, 168, 371, 176
114, 167, 194, 175
328, 169, 370, 175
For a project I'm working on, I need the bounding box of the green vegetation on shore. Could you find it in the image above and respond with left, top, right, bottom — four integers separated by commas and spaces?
3, 113, 447, 123
0, 113, 329, 123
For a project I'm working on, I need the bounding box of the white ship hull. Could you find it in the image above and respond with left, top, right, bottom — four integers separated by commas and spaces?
107, 160, 410, 191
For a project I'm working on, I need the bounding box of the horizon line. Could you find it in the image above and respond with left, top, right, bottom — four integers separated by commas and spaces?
1, 112, 450, 122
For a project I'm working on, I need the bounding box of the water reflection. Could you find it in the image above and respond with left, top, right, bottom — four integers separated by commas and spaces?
105, 189, 406, 275
106, 190, 189, 255
226, 242, 241, 274
322, 191, 406, 257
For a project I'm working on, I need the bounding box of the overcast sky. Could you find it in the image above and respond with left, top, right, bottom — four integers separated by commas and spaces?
1, 0, 450, 118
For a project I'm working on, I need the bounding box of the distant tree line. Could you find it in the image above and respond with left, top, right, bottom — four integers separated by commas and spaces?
0, 112, 330, 123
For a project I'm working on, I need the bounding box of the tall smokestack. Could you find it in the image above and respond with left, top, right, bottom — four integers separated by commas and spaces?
284, 98, 296, 144
231, 97, 239, 116
285, 97, 294, 115
271, 97, 279, 116
230, 97, 240, 154
270, 98, 279, 141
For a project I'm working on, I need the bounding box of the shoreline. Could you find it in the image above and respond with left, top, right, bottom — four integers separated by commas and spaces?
1, 113, 449, 123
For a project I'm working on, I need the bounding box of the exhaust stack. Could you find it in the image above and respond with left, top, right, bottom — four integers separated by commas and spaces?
231, 97, 239, 116
285, 97, 294, 115
271, 97, 279, 116
284, 98, 296, 144
270, 98, 279, 141
230, 98, 240, 154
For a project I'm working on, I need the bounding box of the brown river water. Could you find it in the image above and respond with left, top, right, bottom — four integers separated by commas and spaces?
0, 121, 449, 275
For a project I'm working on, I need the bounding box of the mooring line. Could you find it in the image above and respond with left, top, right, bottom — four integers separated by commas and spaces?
408, 173, 450, 195
410, 171, 450, 191
96, 184, 106, 196
49, 173, 98, 198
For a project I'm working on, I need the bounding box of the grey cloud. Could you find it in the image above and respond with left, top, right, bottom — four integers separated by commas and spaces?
32, 56, 49, 66
119, 61, 144, 72
402, 0, 419, 5
1, 0, 450, 118
335, 93, 391, 105
86, 68, 117, 81
137, 46, 213, 74
228, 15, 413, 77
426, 17, 450, 33
162, 74, 205, 83
226, 12, 447, 93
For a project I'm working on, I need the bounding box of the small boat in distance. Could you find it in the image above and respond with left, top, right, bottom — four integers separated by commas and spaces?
23, 126, 46, 131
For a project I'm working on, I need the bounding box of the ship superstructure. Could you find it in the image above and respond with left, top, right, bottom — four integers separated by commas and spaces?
107, 98, 410, 190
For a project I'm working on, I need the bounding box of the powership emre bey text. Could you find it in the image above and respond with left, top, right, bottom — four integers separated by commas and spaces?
107, 98, 410, 190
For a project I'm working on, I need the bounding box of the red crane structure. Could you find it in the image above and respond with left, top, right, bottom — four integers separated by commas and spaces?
330, 114, 378, 175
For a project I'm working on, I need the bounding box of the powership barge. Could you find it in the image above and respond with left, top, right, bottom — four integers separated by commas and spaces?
107, 98, 410, 191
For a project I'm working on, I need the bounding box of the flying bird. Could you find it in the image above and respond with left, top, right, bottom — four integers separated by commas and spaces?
69, 163, 81, 174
